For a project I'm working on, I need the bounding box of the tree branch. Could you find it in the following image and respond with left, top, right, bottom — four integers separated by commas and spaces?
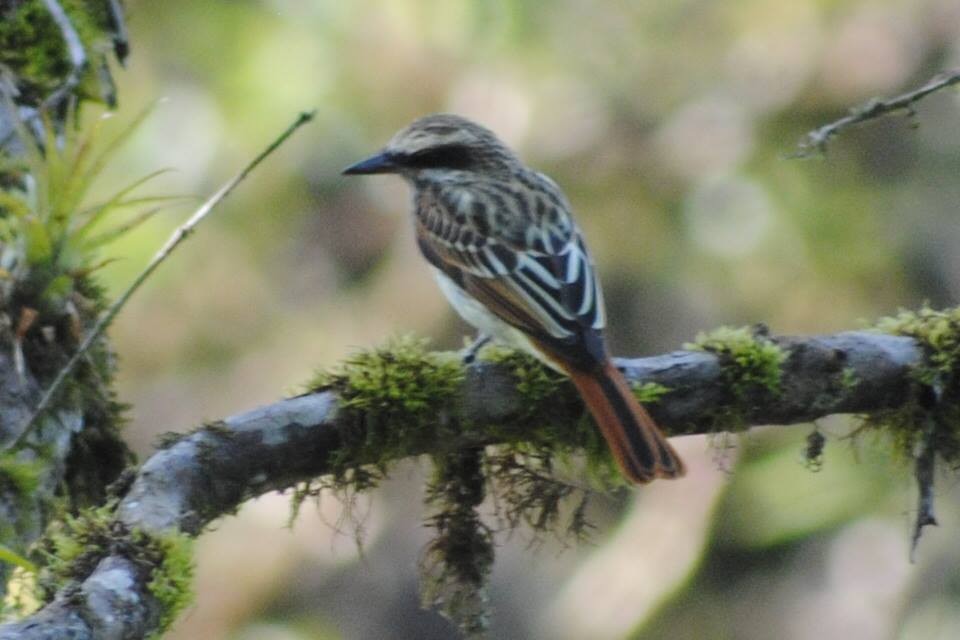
0, 330, 926, 638
794, 68, 960, 156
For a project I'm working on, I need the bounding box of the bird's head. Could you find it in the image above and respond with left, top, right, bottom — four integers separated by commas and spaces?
343, 114, 519, 181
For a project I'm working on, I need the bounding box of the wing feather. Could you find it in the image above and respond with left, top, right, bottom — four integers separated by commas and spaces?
416, 178, 606, 361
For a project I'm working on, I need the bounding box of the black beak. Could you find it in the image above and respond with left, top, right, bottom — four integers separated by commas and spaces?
342, 151, 397, 175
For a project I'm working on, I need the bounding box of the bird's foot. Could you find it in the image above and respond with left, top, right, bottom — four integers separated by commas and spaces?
462, 334, 491, 365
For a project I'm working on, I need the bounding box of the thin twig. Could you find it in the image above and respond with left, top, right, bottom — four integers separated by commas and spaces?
793, 69, 960, 157
10, 110, 316, 450
910, 416, 938, 562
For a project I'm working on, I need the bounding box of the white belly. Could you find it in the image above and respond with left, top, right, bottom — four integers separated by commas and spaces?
433, 269, 553, 367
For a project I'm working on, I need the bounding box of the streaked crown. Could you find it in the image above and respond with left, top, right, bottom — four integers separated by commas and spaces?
343, 114, 520, 179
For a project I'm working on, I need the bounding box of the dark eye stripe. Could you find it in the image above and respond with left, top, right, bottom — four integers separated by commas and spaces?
400, 144, 473, 170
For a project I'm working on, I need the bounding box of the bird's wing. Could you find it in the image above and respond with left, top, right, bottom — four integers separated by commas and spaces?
416, 181, 605, 361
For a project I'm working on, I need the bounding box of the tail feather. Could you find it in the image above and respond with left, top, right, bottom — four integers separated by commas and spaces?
566, 360, 684, 483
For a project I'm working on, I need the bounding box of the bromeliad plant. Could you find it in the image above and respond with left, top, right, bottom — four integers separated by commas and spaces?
0, 106, 174, 376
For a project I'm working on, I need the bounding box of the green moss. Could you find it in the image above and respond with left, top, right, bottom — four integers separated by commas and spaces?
296, 341, 625, 628
840, 367, 859, 391
292, 337, 466, 536
0, 1, 73, 98
0, 0, 112, 103
688, 326, 786, 396
0, 453, 46, 556
475, 346, 623, 532
137, 530, 194, 638
865, 306, 960, 462
875, 306, 960, 389
478, 347, 611, 470
32, 504, 116, 600
477, 344, 561, 406
633, 381, 671, 404
483, 449, 597, 540
686, 326, 786, 431
298, 340, 671, 631
31, 503, 194, 635
304, 336, 466, 486
421, 449, 493, 638
0, 455, 43, 498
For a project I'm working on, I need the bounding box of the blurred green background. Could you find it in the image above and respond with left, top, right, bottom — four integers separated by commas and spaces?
84, 0, 960, 638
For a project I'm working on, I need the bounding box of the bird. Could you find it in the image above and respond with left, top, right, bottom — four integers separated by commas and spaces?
343, 114, 684, 483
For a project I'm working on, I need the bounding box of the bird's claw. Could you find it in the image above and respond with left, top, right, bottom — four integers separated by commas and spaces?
462, 334, 491, 365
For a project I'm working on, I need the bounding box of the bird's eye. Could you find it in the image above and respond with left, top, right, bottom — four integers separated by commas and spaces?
403, 144, 474, 170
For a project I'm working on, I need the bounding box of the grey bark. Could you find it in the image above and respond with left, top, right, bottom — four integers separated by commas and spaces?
0, 353, 81, 590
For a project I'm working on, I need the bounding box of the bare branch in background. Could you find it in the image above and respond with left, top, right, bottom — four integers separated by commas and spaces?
0, 330, 931, 639
911, 417, 938, 563
794, 69, 960, 156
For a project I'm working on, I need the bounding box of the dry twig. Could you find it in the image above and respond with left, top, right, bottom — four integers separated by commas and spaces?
794, 69, 960, 156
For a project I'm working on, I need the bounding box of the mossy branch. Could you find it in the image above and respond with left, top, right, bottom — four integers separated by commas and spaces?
0, 322, 948, 638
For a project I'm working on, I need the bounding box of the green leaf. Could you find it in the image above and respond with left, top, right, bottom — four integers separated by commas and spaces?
41, 274, 74, 303
56, 108, 114, 224
23, 218, 52, 264
0, 544, 37, 572
82, 102, 160, 192
0, 191, 30, 219
80, 205, 169, 250
71, 169, 177, 239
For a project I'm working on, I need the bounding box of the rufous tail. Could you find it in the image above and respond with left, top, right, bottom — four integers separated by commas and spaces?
566, 360, 685, 483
